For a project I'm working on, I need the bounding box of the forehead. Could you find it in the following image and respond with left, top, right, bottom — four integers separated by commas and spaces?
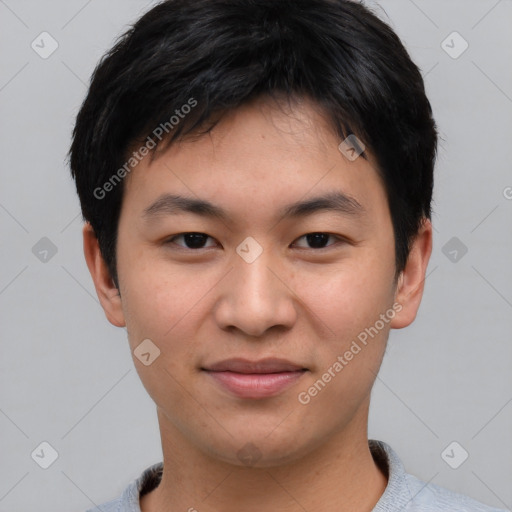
120, 96, 388, 227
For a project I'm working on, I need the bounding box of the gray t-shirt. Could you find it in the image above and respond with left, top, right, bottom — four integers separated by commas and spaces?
86, 440, 507, 512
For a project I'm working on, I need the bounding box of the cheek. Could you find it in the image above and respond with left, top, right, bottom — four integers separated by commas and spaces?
120, 256, 215, 363
119, 265, 201, 410
296, 249, 395, 400
122, 272, 183, 344
299, 254, 394, 335
295, 266, 393, 420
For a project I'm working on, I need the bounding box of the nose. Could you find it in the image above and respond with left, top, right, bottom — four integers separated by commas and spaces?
213, 245, 297, 338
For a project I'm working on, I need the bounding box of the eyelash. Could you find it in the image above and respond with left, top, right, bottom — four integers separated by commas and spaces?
165, 232, 346, 251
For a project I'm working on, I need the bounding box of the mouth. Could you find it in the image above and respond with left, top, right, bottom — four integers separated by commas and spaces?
201, 358, 308, 399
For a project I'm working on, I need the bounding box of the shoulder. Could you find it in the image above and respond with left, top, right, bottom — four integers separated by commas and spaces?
369, 440, 508, 512
403, 472, 508, 512
85, 496, 122, 512
84, 462, 163, 512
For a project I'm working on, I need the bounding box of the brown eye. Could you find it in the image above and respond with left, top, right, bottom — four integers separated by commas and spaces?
167, 233, 216, 249
293, 233, 342, 250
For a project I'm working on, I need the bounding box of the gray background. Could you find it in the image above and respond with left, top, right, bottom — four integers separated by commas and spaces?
0, 0, 511, 510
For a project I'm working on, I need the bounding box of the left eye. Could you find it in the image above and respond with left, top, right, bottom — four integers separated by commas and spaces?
166, 232, 342, 250
293, 232, 342, 250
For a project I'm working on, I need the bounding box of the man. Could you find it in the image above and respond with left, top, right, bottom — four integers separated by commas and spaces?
69, 0, 506, 510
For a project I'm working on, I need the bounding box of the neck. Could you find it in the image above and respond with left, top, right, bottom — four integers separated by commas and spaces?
141, 407, 388, 512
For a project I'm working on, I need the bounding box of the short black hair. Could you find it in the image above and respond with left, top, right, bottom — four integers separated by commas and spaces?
69, 0, 437, 288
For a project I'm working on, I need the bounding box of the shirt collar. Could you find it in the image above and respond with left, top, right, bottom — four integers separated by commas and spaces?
121, 439, 412, 512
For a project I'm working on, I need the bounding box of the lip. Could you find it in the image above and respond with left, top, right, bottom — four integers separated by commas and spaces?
202, 358, 308, 399
203, 357, 306, 374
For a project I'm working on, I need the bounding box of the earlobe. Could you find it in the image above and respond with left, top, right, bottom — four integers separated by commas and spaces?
82, 223, 126, 327
390, 218, 433, 330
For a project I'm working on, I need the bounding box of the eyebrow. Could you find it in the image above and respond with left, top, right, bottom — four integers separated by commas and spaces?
142, 191, 366, 223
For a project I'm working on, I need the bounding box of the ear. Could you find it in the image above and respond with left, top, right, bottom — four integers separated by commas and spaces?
390, 218, 433, 329
82, 223, 126, 327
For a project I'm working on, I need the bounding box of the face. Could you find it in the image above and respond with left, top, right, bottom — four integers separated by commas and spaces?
86, 96, 431, 467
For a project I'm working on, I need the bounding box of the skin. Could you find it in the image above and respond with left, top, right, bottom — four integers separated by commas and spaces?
83, 95, 432, 512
